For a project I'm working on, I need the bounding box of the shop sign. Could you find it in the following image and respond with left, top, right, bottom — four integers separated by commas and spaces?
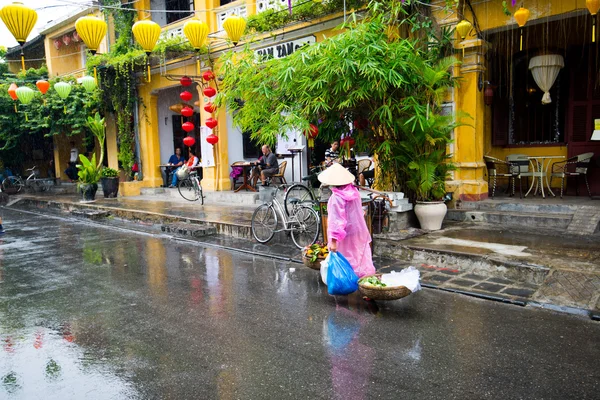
255, 36, 316, 60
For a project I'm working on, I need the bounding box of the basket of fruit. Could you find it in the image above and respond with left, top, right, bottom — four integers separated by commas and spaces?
358, 274, 412, 301
302, 242, 329, 270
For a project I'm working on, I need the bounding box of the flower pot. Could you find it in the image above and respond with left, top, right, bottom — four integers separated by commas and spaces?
80, 183, 98, 202
414, 201, 447, 231
100, 177, 120, 198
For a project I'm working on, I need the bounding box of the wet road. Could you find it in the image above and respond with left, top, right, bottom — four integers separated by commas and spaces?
1, 208, 599, 399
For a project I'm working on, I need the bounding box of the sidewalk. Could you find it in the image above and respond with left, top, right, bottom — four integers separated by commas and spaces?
6, 191, 600, 320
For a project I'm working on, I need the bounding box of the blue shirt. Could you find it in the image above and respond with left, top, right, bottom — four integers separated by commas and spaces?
168, 154, 185, 165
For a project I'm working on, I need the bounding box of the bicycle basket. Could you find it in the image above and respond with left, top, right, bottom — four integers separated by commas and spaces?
176, 166, 189, 180
259, 186, 277, 203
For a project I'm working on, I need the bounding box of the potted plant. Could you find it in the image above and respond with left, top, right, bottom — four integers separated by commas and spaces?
77, 153, 100, 202
302, 242, 329, 270
100, 167, 119, 198
395, 112, 457, 231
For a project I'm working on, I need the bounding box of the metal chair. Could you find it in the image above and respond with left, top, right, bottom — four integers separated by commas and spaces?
484, 155, 518, 198
550, 152, 594, 199
506, 154, 536, 198
271, 161, 287, 185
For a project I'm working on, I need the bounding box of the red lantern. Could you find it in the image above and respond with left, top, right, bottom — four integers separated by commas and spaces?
180, 76, 192, 87
206, 134, 219, 145
72, 31, 81, 42
8, 83, 18, 100
304, 123, 319, 148
204, 102, 217, 113
53, 39, 62, 50
183, 136, 196, 147
484, 85, 494, 106
181, 106, 194, 117
36, 80, 50, 94
180, 91, 193, 102
182, 121, 195, 132
346, 137, 356, 148
205, 117, 218, 129
202, 70, 215, 82
203, 87, 216, 97
62, 34, 72, 46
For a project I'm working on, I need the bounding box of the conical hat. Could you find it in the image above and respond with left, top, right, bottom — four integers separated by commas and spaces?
318, 163, 355, 186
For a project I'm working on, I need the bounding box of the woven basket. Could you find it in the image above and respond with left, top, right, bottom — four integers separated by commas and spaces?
358, 274, 412, 301
301, 250, 323, 270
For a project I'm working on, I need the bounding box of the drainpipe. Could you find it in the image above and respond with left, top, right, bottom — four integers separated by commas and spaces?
133, 99, 143, 180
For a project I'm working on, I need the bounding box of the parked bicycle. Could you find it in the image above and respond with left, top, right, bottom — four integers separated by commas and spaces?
177, 169, 204, 204
283, 165, 324, 216
1, 166, 53, 194
251, 185, 320, 249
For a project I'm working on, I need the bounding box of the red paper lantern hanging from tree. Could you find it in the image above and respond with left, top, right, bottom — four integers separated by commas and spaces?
484, 85, 495, 106
180, 91, 193, 102
8, 83, 18, 100
36, 80, 49, 94
304, 123, 319, 148
205, 117, 218, 129
203, 87, 216, 97
182, 121, 195, 132
204, 102, 216, 113
181, 106, 194, 117
183, 136, 196, 147
180, 76, 192, 86
202, 70, 215, 82
206, 134, 219, 145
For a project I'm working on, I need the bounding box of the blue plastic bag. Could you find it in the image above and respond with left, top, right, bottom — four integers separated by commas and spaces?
326, 252, 359, 295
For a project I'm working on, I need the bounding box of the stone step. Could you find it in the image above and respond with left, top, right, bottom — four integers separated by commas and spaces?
447, 209, 572, 230
165, 187, 259, 205
161, 223, 217, 238
566, 206, 600, 235
458, 200, 578, 215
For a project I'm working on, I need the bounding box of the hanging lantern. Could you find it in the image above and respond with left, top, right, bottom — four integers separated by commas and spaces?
304, 123, 319, 148
62, 34, 72, 46
204, 102, 217, 113
169, 103, 186, 114
180, 76, 192, 87
75, 14, 108, 83
205, 117, 218, 129
514, 7, 530, 51
54, 39, 62, 50
202, 70, 215, 82
54, 82, 72, 113
36, 80, 49, 94
132, 20, 161, 82
484, 84, 495, 106
0, 2, 38, 71
183, 136, 196, 147
206, 134, 219, 145
15, 86, 35, 121
80, 75, 97, 93
455, 20, 472, 58
182, 121, 195, 132
72, 31, 81, 42
180, 91, 193, 102
181, 106, 194, 117
183, 19, 208, 75
8, 83, 17, 112
203, 87, 216, 97
587, 0, 600, 42
223, 15, 246, 46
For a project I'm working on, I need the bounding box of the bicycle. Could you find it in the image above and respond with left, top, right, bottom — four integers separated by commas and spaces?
283, 165, 324, 216
1, 166, 52, 194
177, 170, 204, 204
251, 185, 320, 249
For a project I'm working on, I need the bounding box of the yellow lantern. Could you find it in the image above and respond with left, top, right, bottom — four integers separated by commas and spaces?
587, 0, 600, 42
183, 19, 209, 75
75, 14, 107, 83
514, 7, 530, 51
132, 20, 161, 82
0, 2, 38, 71
223, 15, 246, 46
455, 19, 472, 58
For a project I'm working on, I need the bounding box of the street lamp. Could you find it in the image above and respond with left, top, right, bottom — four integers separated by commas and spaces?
0, 1, 38, 72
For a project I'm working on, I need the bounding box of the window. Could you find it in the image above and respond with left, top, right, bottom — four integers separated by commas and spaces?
166, 0, 194, 24
242, 131, 262, 159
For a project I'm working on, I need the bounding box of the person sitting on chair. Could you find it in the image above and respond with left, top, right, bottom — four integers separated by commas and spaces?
170, 149, 199, 187
164, 147, 185, 186
252, 145, 279, 186
324, 141, 340, 166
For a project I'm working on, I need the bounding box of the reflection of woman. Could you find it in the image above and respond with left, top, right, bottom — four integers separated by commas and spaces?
318, 163, 375, 278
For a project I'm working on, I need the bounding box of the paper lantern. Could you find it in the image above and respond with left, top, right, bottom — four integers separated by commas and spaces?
223, 15, 246, 46
132, 20, 161, 55
182, 121, 195, 132
72, 31, 81, 42
169, 103, 186, 114
304, 123, 319, 148
62, 34, 72, 46
80, 76, 97, 93
587, 0, 600, 42
204, 102, 217, 113
484, 85, 494, 106
54, 39, 62, 50
202, 70, 215, 82
203, 87, 216, 97
180, 76, 192, 87
183, 19, 208, 50
8, 83, 18, 100
54, 82, 72, 113
36, 80, 49, 94
205, 117, 218, 129
183, 136, 196, 147
75, 14, 107, 55
206, 134, 219, 145
16, 86, 34, 104
514, 7, 530, 51
0, 2, 37, 45
180, 91, 193, 102
181, 106, 194, 117
456, 20, 472, 40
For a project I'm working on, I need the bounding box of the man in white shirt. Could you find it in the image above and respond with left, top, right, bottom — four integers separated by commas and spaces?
65, 141, 78, 181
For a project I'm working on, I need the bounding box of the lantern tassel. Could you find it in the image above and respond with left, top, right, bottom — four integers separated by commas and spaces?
21, 54, 25, 72
593, 18, 597, 43
196, 58, 200, 76
519, 28, 523, 51
94, 66, 98, 84
13, 103, 17, 113
64, 105, 67, 114
25, 113, 28, 122
147, 63, 151, 83
308, 138, 314, 148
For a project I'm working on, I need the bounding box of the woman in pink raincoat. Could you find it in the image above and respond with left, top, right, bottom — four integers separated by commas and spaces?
318, 163, 376, 278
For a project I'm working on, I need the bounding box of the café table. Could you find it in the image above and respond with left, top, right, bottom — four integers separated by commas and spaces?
525, 155, 565, 198
231, 162, 256, 193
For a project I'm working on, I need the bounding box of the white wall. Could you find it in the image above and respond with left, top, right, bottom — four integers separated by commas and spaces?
151, 0, 168, 27
226, 110, 246, 164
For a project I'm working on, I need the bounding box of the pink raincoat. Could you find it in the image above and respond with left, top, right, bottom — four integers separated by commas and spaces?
327, 184, 376, 278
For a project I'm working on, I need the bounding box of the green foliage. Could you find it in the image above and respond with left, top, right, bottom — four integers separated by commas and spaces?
100, 167, 119, 178
154, 35, 197, 58
86, 112, 106, 168
77, 153, 100, 184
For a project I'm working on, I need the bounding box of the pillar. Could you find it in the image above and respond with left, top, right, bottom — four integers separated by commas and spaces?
139, 93, 163, 188
105, 114, 119, 170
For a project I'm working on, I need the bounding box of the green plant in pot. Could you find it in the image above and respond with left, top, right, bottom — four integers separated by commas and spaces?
100, 167, 119, 198
77, 113, 106, 202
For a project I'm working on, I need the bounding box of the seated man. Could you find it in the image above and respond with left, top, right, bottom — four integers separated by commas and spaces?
170, 149, 199, 187
163, 147, 185, 187
324, 141, 340, 166
252, 145, 279, 186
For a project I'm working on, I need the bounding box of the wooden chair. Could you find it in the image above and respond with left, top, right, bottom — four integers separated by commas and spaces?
551, 152, 594, 198
271, 161, 287, 185
230, 161, 246, 191
484, 155, 518, 198
357, 159, 372, 175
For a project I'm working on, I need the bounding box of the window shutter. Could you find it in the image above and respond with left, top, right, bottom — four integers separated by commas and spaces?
492, 96, 509, 146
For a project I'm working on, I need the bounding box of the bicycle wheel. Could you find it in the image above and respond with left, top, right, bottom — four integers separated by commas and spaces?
251, 204, 277, 243
290, 206, 320, 249
2, 176, 23, 194
284, 184, 315, 216
178, 178, 199, 201
196, 180, 204, 205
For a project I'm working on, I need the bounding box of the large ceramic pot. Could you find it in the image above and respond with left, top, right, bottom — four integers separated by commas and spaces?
414, 201, 447, 231
80, 183, 98, 202
100, 177, 119, 198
